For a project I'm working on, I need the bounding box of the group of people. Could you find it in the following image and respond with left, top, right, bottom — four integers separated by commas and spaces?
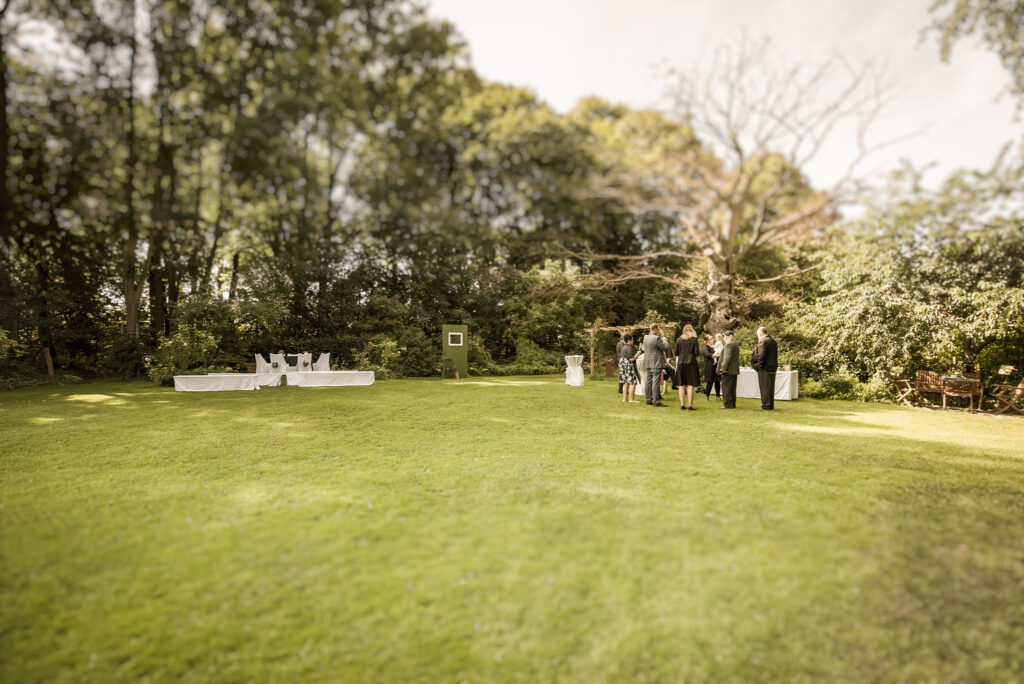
617, 324, 779, 411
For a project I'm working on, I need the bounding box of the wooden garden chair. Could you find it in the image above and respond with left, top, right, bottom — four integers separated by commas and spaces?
991, 367, 1024, 415
894, 377, 916, 406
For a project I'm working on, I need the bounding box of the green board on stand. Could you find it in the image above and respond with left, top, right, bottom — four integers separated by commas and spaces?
442, 325, 468, 378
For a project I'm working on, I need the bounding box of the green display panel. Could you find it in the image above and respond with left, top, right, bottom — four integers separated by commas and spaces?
442, 324, 468, 378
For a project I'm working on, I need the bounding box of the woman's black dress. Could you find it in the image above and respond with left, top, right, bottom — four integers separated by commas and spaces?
674, 336, 700, 386
701, 343, 717, 381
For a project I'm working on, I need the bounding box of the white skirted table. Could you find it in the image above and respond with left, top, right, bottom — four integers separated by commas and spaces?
286, 370, 375, 387
736, 367, 799, 400
174, 374, 260, 392
565, 355, 585, 387
209, 372, 282, 387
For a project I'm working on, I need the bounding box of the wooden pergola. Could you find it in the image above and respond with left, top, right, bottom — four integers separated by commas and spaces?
586, 320, 679, 377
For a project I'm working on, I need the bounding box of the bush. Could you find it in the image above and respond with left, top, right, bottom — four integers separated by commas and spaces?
146, 329, 220, 386
854, 375, 892, 403
800, 378, 826, 398
820, 369, 858, 400
395, 328, 440, 377
0, 358, 82, 390
353, 335, 403, 379
97, 335, 149, 380
798, 371, 891, 402
478, 337, 566, 376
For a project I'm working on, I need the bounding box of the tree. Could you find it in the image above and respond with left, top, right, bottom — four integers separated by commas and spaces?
786, 157, 1024, 383
587, 36, 893, 331
927, 0, 1024, 108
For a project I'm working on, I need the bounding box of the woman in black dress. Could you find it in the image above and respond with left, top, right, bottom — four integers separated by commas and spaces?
674, 324, 700, 410
701, 333, 720, 402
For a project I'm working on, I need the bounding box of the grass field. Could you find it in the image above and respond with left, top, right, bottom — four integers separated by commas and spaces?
2, 376, 1023, 682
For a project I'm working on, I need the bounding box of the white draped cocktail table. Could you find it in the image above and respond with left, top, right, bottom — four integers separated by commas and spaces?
286, 371, 375, 387
565, 355, 584, 387
736, 367, 798, 400
174, 374, 259, 392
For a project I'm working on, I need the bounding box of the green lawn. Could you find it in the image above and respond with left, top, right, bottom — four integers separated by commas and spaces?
2, 376, 1023, 682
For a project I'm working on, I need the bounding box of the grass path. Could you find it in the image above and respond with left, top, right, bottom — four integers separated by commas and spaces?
2, 376, 1023, 681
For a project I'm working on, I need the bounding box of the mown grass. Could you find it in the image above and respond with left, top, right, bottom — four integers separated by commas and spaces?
2, 376, 1023, 682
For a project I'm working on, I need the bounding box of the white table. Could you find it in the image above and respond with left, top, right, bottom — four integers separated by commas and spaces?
286, 371, 375, 387
210, 372, 282, 387
174, 374, 259, 392
736, 367, 798, 400
565, 355, 584, 386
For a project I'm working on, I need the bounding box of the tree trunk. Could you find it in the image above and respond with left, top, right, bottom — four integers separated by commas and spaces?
228, 250, 240, 301
167, 261, 179, 335
0, 0, 11, 250
122, 3, 145, 340
148, 239, 166, 338
43, 346, 54, 381
706, 256, 736, 332
34, 259, 56, 367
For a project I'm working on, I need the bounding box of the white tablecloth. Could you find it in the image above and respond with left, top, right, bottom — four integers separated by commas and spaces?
210, 372, 282, 387
565, 355, 584, 386
736, 367, 798, 400
287, 371, 375, 387
174, 374, 259, 392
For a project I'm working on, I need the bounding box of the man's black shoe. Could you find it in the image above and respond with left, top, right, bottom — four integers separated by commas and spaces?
653, 402, 668, 407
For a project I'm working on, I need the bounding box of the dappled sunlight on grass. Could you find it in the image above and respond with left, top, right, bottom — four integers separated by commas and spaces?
63, 393, 128, 405
576, 484, 644, 503
456, 379, 550, 387
26, 416, 63, 425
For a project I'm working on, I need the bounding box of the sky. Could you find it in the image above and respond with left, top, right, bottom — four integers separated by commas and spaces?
426, 0, 1020, 190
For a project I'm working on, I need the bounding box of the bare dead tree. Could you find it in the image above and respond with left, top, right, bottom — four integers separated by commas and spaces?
584, 35, 907, 330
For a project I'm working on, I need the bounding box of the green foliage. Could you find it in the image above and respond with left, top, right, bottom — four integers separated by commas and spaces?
0, 329, 24, 358
96, 335, 148, 380
174, 295, 288, 365
146, 329, 220, 386
352, 335, 403, 380
928, 0, 1024, 108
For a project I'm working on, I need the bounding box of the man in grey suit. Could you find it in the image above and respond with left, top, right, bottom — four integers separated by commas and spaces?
642, 324, 670, 406
718, 330, 740, 409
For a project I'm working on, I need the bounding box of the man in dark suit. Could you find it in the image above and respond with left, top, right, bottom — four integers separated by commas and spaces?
751, 326, 779, 410
718, 330, 740, 409
641, 324, 670, 407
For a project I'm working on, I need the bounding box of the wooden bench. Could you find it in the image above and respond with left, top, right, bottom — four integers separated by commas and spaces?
896, 371, 982, 411
941, 376, 983, 412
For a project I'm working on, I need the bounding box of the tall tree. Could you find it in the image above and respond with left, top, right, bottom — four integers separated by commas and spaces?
588, 36, 893, 330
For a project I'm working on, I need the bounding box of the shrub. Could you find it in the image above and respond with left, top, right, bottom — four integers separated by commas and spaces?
0, 328, 23, 358
819, 369, 858, 400
97, 335, 149, 380
800, 378, 826, 398
353, 335, 402, 379
854, 375, 892, 403
146, 329, 220, 386
395, 328, 440, 377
